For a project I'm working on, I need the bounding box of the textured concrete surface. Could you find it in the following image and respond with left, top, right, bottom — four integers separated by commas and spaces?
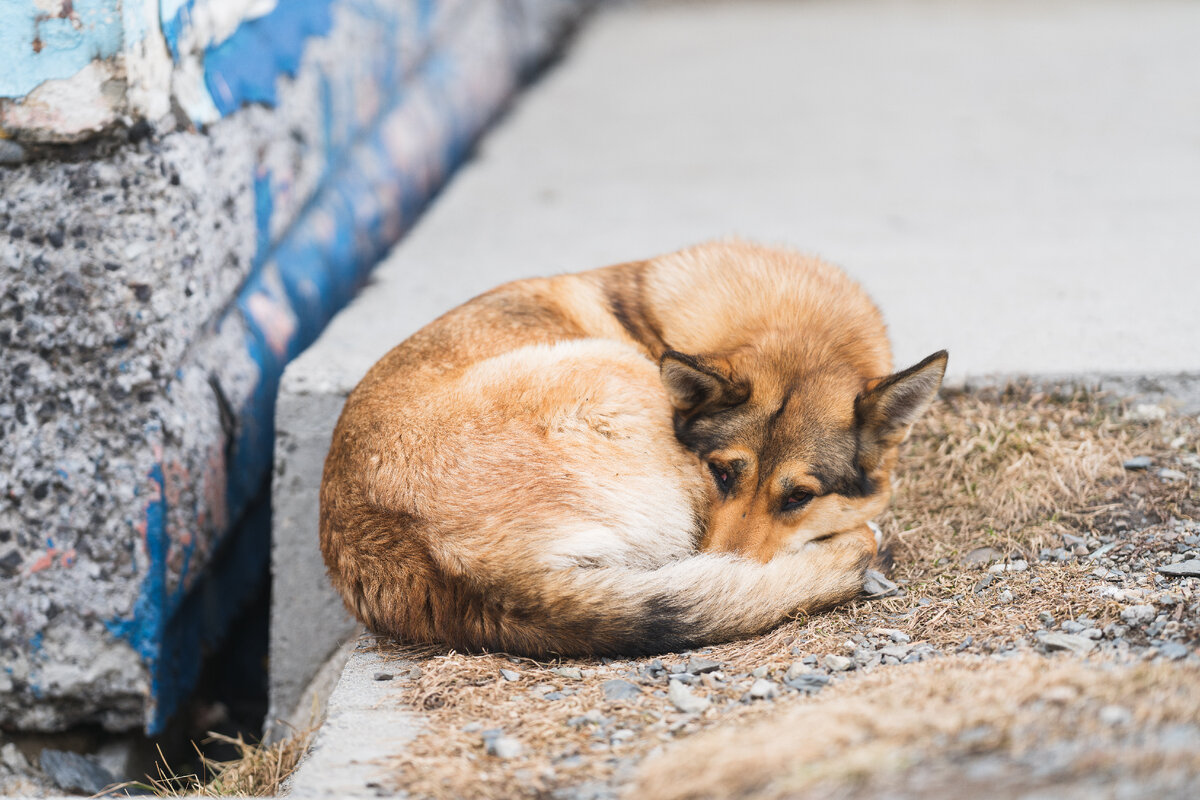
287, 635, 421, 799
2, 0, 590, 735
0, 135, 261, 732
272, 0, 1200, 762
267, 389, 361, 741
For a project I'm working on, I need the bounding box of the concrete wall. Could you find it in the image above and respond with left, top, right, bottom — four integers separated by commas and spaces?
1, 0, 588, 735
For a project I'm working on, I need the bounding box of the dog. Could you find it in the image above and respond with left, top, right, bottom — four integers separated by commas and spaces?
320, 240, 946, 657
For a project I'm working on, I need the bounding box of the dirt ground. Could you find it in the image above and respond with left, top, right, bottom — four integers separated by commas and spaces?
363, 384, 1200, 799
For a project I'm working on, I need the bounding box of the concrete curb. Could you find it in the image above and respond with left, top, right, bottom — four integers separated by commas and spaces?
287, 635, 422, 798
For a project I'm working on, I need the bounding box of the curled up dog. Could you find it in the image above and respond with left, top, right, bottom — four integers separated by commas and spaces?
320, 240, 947, 657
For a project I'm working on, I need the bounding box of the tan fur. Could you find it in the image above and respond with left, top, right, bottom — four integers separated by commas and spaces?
320, 241, 946, 656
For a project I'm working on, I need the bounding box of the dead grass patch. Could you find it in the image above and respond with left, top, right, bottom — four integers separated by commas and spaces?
883, 384, 1194, 577
106, 725, 314, 797
635, 655, 1200, 800
372, 385, 1199, 798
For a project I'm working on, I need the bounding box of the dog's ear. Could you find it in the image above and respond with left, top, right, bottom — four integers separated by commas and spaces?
856, 350, 948, 468
660, 351, 748, 416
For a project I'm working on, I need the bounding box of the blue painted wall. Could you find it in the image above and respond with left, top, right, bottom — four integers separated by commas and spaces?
2, 0, 588, 734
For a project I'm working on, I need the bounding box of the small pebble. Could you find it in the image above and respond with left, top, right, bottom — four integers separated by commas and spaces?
500, 669, 521, 681
784, 661, 810, 680
1098, 705, 1131, 726
963, 546, 1002, 564
1127, 404, 1165, 422
373, 672, 394, 681
39, 750, 117, 795
602, 679, 642, 701
1122, 456, 1153, 470
552, 667, 583, 680
1158, 468, 1187, 482
667, 680, 711, 714
784, 673, 830, 694
989, 559, 1029, 574
1120, 605, 1156, 624
487, 736, 524, 759
1158, 642, 1190, 661
824, 654, 853, 672
751, 665, 769, 679
686, 657, 723, 674
748, 679, 779, 699
863, 569, 899, 597
1039, 632, 1096, 657
1159, 559, 1200, 578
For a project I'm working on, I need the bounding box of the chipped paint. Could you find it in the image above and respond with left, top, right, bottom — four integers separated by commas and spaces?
0, 0, 314, 141
0, 0, 172, 142
0, 58, 126, 141
0, 0, 126, 99
202, 1, 334, 116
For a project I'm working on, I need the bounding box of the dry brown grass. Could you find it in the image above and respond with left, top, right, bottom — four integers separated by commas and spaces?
369, 385, 1199, 799
635, 655, 1200, 800
106, 725, 314, 797
885, 384, 1194, 576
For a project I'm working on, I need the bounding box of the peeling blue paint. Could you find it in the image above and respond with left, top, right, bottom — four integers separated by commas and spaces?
104, 460, 168, 727
159, 0, 195, 62
254, 168, 274, 265
0, 0, 129, 98
203, 1, 335, 117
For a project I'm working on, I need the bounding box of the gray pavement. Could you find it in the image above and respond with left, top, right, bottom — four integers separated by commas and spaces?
280, 0, 1200, 793
291, 0, 1200, 392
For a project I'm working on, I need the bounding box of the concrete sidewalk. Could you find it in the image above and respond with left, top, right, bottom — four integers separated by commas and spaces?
288, 0, 1200, 387
278, 0, 1200, 793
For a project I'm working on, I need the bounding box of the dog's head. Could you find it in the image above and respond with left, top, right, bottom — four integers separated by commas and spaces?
661, 349, 948, 561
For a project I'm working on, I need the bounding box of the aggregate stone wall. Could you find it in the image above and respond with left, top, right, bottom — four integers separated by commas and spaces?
1, 0, 589, 734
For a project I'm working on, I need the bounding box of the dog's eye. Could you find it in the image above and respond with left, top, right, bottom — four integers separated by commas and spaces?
708, 463, 733, 493
782, 492, 813, 512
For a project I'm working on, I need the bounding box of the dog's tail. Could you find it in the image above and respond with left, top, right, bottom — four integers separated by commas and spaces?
347, 532, 873, 658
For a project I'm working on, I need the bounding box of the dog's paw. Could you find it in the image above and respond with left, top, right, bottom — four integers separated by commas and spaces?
866, 519, 895, 572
